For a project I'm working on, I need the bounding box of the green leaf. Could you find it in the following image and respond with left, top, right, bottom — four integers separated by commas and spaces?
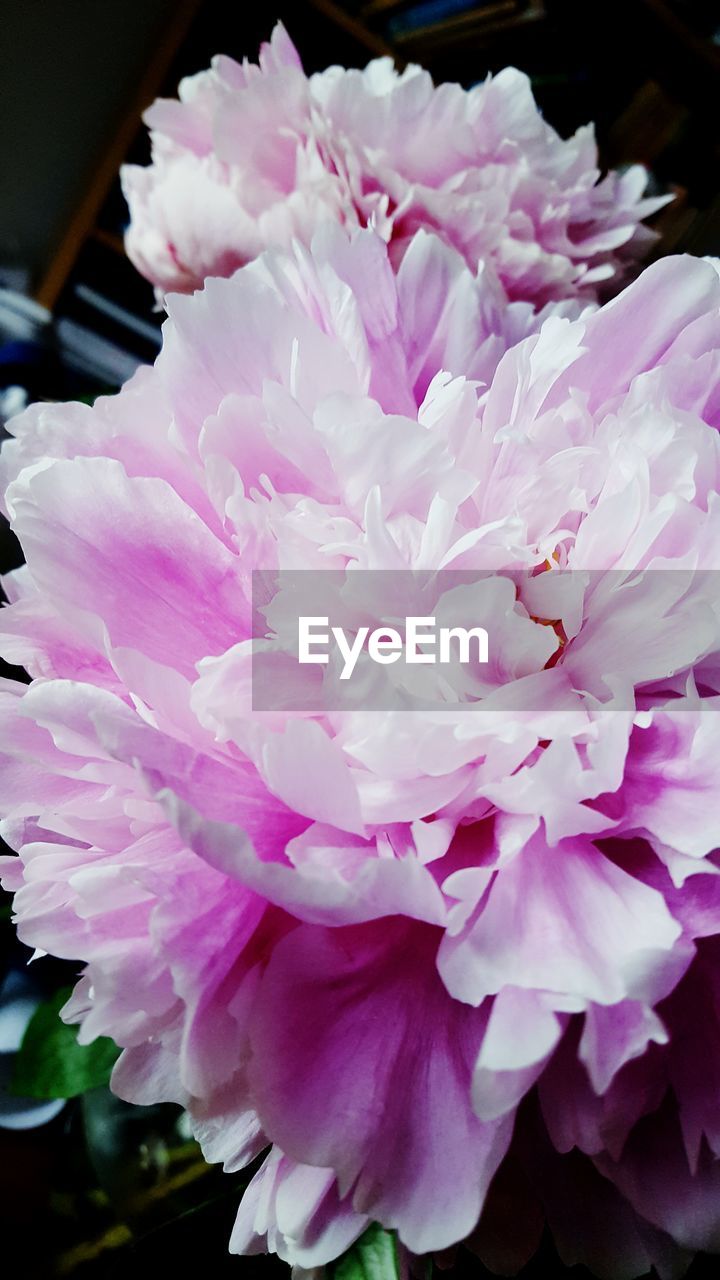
12, 985, 120, 1099
334, 1224, 399, 1280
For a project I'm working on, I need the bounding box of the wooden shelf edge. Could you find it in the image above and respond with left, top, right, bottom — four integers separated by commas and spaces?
33, 0, 203, 312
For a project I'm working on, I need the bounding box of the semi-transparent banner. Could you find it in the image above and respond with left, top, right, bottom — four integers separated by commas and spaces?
250, 569, 720, 713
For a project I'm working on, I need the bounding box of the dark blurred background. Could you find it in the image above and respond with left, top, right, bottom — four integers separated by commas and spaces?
0, 2, 719, 1277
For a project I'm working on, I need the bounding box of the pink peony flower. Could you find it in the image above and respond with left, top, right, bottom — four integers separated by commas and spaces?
2, 228, 720, 1275
122, 23, 667, 307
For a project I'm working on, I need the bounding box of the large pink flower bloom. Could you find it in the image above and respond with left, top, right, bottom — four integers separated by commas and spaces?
122, 23, 666, 307
2, 229, 720, 1275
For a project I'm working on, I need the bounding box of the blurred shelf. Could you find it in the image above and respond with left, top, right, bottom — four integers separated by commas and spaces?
307, 0, 397, 56
394, 2, 544, 51
91, 227, 127, 257
33, 0, 203, 313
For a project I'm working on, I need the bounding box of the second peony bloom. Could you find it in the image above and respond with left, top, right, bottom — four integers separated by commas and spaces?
122, 22, 667, 307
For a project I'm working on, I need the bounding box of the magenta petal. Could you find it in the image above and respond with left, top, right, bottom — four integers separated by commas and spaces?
247, 919, 512, 1252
